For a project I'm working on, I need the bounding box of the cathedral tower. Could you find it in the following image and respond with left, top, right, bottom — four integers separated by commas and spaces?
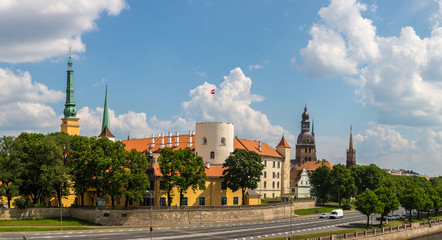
60, 46, 79, 135
98, 85, 115, 141
295, 105, 316, 166
346, 126, 356, 169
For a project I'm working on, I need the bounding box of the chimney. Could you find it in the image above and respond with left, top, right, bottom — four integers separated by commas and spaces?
187, 130, 193, 148
167, 132, 172, 148
258, 141, 262, 152
160, 133, 165, 149
174, 132, 179, 147
150, 133, 155, 149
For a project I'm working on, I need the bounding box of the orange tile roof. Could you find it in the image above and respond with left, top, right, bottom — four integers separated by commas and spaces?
122, 134, 195, 153
295, 160, 333, 171
234, 138, 283, 158
276, 136, 291, 148
152, 164, 226, 178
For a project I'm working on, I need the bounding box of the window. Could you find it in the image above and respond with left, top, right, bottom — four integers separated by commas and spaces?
233, 197, 239, 205
304, 157, 307, 162
308, 157, 311, 161
264, 193, 266, 198
301, 181, 303, 185
181, 197, 188, 206
221, 197, 227, 205
277, 172, 280, 179
91, 197, 94, 206
272, 172, 275, 178
272, 193, 275, 198
264, 172, 266, 178
160, 181, 165, 190
264, 181, 266, 188
264, 160, 267, 166
221, 181, 227, 190
305, 148, 307, 153
210, 151, 215, 159
309, 148, 311, 153
221, 137, 226, 145
160, 197, 166, 206
277, 162, 280, 168
272, 181, 275, 188
117, 199, 121, 205
203, 137, 207, 144
277, 181, 279, 188
149, 180, 155, 191
273, 161, 275, 168
199, 197, 205, 206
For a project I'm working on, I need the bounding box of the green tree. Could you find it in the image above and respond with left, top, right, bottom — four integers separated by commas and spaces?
16, 133, 65, 205
374, 186, 400, 227
351, 164, 386, 195
123, 149, 150, 207
158, 148, 179, 206
309, 165, 331, 205
355, 189, 383, 227
429, 178, 442, 216
399, 187, 431, 220
330, 164, 357, 207
175, 149, 207, 206
222, 148, 264, 205
0, 136, 22, 208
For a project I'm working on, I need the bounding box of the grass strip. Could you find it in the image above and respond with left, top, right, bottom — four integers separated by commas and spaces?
0, 227, 93, 232
0, 217, 98, 226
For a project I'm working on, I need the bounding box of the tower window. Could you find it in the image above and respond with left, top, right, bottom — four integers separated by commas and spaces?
272, 181, 275, 188
305, 148, 307, 153
264, 172, 266, 178
264, 181, 266, 188
277, 181, 279, 188
220, 137, 226, 146
210, 151, 215, 159
203, 137, 207, 145
309, 148, 311, 153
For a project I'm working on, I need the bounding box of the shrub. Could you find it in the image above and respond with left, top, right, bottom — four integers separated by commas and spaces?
13, 197, 32, 209
341, 198, 351, 210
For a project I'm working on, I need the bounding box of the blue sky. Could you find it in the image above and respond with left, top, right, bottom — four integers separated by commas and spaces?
1, 0, 442, 176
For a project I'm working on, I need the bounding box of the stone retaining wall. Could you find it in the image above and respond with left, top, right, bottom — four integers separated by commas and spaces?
0, 199, 315, 226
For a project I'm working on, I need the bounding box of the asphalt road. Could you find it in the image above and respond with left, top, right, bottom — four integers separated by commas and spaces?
0, 211, 369, 240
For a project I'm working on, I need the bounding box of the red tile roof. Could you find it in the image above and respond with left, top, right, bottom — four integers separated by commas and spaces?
276, 136, 290, 148
122, 134, 195, 153
295, 160, 333, 171
234, 138, 283, 158
152, 164, 226, 178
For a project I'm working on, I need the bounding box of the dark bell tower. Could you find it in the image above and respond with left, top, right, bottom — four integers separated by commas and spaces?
295, 105, 316, 166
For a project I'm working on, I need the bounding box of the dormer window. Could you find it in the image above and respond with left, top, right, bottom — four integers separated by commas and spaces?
203, 137, 207, 145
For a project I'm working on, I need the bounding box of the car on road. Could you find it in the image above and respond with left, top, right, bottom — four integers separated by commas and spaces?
319, 213, 330, 218
377, 214, 404, 221
329, 209, 344, 219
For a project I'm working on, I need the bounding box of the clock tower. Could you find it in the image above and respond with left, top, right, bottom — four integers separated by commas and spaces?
61, 46, 80, 135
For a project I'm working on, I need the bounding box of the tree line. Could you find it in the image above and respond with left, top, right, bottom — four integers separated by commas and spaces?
0, 132, 150, 208
0, 132, 265, 208
310, 164, 442, 227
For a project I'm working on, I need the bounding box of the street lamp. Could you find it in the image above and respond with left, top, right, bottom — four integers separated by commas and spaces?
60, 183, 63, 231
146, 190, 153, 240
290, 193, 293, 238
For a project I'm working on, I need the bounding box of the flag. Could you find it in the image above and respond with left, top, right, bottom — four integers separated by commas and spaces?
211, 89, 215, 94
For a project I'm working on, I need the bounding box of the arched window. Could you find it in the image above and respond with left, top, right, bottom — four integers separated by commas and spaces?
220, 137, 226, 146
264, 181, 266, 188
272, 181, 275, 188
277, 181, 279, 188
210, 151, 215, 159
203, 137, 207, 145
305, 148, 307, 153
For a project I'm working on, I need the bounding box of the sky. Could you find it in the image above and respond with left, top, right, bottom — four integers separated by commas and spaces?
1, 0, 442, 177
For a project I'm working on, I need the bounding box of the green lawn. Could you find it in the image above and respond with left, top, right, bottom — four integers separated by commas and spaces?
0, 227, 92, 232
0, 217, 98, 226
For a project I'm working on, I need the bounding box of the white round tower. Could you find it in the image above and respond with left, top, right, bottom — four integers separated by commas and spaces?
195, 122, 234, 165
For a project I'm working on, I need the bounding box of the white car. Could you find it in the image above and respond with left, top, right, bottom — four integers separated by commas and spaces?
319, 213, 330, 218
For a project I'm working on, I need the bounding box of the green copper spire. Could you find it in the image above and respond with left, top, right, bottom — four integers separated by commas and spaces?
102, 85, 110, 132
63, 46, 77, 118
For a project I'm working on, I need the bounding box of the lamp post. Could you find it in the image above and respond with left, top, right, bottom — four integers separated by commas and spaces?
146, 190, 153, 240
290, 193, 293, 238
60, 183, 63, 231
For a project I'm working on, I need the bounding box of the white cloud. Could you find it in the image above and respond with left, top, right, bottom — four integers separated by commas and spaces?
0, 68, 63, 133
247, 65, 263, 71
299, 0, 442, 127
0, 0, 127, 63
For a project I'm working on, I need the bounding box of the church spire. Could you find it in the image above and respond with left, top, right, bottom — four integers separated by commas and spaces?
346, 125, 356, 169
63, 46, 77, 118
102, 85, 110, 132
61, 46, 80, 135
349, 125, 353, 151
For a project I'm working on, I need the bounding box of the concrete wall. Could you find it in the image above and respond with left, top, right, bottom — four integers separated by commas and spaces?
0, 208, 69, 220
362, 222, 442, 240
